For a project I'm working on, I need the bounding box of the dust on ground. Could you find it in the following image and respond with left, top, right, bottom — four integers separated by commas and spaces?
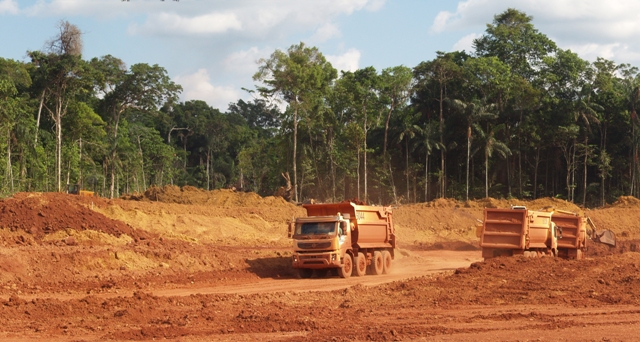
0, 187, 640, 340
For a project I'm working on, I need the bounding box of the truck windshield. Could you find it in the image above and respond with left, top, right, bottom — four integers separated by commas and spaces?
296, 222, 336, 236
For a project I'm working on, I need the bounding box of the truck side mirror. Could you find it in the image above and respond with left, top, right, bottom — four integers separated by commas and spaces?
288, 222, 294, 238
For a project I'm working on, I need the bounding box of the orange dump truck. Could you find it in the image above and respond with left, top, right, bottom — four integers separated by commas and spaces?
476, 206, 616, 259
288, 202, 395, 279
478, 206, 589, 259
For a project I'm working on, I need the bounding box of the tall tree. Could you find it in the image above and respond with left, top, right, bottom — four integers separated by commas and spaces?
450, 99, 496, 201
474, 8, 557, 81
0, 58, 32, 194
254, 42, 337, 202
473, 123, 511, 198
413, 52, 462, 197
416, 121, 444, 201
29, 20, 87, 192
93, 56, 181, 198
340, 67, 382, 203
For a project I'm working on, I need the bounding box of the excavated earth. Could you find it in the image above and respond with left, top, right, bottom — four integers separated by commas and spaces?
1, 186, 640, 341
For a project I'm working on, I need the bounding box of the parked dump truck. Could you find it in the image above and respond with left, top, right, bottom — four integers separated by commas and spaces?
67, 184, 97, 197
477, 206, 615, 260
288, 201, 395, 279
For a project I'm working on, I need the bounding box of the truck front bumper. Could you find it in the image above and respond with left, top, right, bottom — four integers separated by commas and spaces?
292, 251, 342, 269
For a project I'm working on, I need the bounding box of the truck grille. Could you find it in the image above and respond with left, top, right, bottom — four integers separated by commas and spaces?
298, 242, 332, 249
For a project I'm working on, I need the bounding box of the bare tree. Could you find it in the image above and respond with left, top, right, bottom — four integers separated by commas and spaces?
46, 20, 83, 56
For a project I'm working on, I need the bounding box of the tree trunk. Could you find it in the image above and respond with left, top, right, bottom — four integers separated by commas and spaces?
533, 147, 540, 199
466, 126, 470, 201
34, 90, 45, 147
518, 111, 523, 197
406, 138, 410, 203
485, 150, 489, 198
137, 135, 146, 191
293, 102, 298, 202
357, 148, 361, 200
425, 152, 429, 202
7, 130, 13, 193
439, 84, 445, 198
363, 105, 368, 203
206, 148, 210, 190
56, 101, 62, 192
583, 136, 588, 205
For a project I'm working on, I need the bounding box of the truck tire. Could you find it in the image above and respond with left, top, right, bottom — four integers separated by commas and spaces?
315, 269, 329, 278
369, 251, 384, 275
298, 268, 313, 279
355, 252, 367, 277
382, 250, 392, 274
338, 254, 353, 278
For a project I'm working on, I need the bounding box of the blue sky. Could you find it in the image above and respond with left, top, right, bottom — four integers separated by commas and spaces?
2, 0, 640, 110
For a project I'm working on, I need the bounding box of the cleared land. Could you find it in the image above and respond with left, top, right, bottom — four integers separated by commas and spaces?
0, 187, 639, 341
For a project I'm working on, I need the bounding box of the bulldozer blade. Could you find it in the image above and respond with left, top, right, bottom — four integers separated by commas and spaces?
594, 230, 616, 247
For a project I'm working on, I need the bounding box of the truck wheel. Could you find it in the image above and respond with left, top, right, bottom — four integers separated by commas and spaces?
369, 251, 383, 275
315, 269, 329, 278
298, 269, 313, 279
338, 254, 353, 278
382, 250, 392, 274
355, 252, 367, 276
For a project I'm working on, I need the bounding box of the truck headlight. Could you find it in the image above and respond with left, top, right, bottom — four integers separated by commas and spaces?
293, 255, 298, 262
331, 254, 336, 261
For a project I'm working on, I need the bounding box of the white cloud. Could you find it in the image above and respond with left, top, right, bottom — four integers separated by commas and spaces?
365, 0, 386, 11
0, 0, 19, 15
327, 49, 361, 73
452, 33, 479, 53
18, 0, 383, 38
174, 69, 241, 111
223, 47, 272, 76
130, 12, 242, 35
430, 11, 453, 34
309, 23, 341, 43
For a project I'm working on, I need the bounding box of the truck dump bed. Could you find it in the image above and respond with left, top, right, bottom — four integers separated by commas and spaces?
552, 213, 584, 249
302, 202, 395, 248
480, 209, 527, 250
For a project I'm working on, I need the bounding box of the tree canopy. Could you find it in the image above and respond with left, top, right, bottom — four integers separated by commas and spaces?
1, 9, 640, 207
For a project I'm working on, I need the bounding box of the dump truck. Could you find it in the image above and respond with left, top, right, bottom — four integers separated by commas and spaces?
477, 206, 615, 260
67, 184, 97, 197
288, 201, 396, 279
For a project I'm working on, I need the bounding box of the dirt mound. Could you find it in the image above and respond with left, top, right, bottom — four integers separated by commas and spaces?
406, 197, 582, 213
463, 197, 582, 212
610, 196, 640, 208
0, 192, 144, 244
410, 241, 481, 251
423, 197, 464, 207
126, 185, 292, 208
587, 239, 640, 257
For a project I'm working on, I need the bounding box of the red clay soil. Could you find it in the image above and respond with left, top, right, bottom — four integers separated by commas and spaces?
0, 192, 149, 243
0, 190, 640, 341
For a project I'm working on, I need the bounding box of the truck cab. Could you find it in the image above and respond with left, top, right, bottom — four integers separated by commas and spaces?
289, 213, 352, 277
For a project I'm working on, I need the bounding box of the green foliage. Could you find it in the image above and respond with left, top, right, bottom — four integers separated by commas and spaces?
3, 11, 640, 206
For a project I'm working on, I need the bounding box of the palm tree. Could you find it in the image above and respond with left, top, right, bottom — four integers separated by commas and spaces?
621, 66, 640, 196
573, 96, 601, 205
473, 123, 511, 198
450, 99, 497, 201
416, 121, 444, 202
397, 112, 420, 203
